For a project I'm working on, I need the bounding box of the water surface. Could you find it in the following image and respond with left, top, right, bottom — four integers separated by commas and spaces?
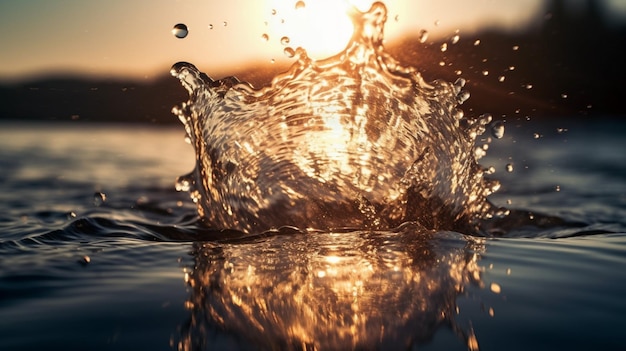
0, 120, 624, 350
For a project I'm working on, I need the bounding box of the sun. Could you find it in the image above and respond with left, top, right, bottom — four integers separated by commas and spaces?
265, 0, 376, 59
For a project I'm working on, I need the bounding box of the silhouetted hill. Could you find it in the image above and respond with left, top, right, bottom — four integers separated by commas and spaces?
387, 0, 626, 120
1, 2, 624, 123
0, 75, 188, 124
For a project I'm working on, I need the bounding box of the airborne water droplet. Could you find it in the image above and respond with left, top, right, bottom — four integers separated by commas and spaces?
491, 120, 505, 139
284, 47, 295, 58
440, 43, 448, 52
451, 33, 460, 44
176, 176, 192, 192
261, 33, 269, 42
456, 90, 470, 104
172, 23, 189, 39
474, 146, 486, 159
280, 36, 290, 45
295, 1, 305, 10
418, 29, 429, 43
93, 192, 107, 206
82, 255, 91, 264
506, 163, 514, 173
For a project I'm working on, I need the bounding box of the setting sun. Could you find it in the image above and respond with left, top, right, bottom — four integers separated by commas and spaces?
264, 0, 372, 59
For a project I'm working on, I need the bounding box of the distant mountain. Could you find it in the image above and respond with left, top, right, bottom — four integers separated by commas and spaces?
0, 75, 187, 124
1, 3, 624, 123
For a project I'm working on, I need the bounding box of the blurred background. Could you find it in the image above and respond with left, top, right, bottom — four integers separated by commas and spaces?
1, 0, 625, 123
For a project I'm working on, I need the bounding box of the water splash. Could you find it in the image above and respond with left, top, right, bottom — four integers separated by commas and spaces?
171, 2, 499, 234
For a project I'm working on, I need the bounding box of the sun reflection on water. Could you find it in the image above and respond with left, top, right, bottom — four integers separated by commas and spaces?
177, 226, 485, 350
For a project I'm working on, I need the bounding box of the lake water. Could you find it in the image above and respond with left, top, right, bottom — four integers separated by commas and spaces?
0, 118, 625, 350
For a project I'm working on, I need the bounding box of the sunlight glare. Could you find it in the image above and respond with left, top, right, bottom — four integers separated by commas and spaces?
266, 0, 376, 59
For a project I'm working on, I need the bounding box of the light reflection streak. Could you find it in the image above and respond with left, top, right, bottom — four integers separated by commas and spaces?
177, 225, 486, 350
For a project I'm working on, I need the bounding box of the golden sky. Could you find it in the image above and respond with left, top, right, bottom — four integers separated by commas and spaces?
0, 0, 623, 81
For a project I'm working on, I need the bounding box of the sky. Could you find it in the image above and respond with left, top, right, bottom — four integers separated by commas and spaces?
1, 0, 625, 82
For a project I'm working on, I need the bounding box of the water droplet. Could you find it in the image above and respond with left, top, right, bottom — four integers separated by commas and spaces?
172, 23, 188, 39
451, 34, 460, 44
556, 127, 568, 134
467, 330, 479, 351
533, 133, 541, 139
261, 33, 269, 42
560, 93, 568, 99
491, 120, 505, 139
506, 163, 514, 173
93, 192, 106, 206
555, 185, 561, 192
394, 14, 399, 22
440, 43, 448, 52
498, 75, 506, 82
474, 39, 481, 46
175, 176, 191, 192
479, 113, 492, 125
82, 255, 91, 264
455, 70, 463, 75
508, 66, 515, 71
434, 20, 440, 26
283, 47, 295, 58
524, 84, 533, 89
280, 36, 290, 45
490, 282, 501, 294
454, 78, 467, 94
474, 146, 486, 159
512, 45, 519, 51
271, 9, 277, 15
456, 90, 470, 104
418, 29, 429, 43
223, 21, 228, 27
295, 1, 305, 10
208, 24, 213, 30
482, 70, 489, 76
